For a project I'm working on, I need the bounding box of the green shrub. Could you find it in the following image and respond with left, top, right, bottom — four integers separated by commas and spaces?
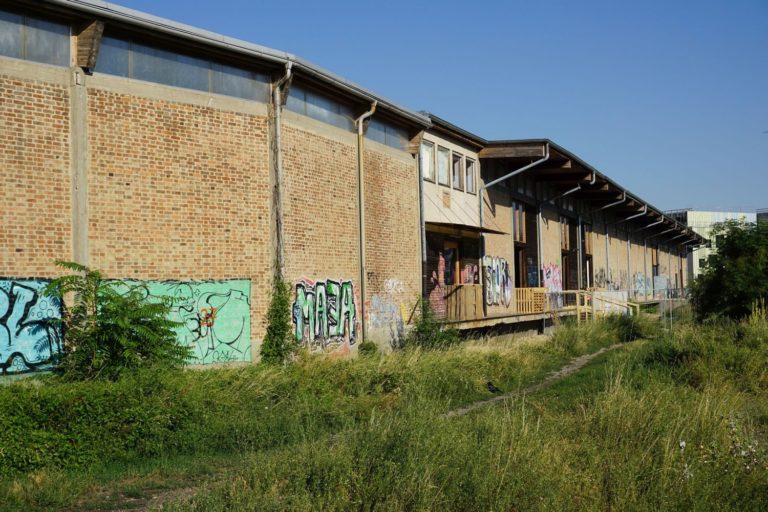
260, 272, 296, 365
357, 341, 379, 356
405, 299, 460, 349
44, 261, 189, 381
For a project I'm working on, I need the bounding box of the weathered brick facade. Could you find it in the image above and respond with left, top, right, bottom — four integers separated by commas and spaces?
86, 86, 272, 343
363, 144, 421, 346
0, 73, 71, 277
0, 1, 699, 374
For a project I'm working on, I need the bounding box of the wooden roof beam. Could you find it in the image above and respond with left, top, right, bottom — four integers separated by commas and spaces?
76, 20, 105, 70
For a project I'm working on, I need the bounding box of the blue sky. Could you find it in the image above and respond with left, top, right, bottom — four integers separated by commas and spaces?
113, 0, 767, 212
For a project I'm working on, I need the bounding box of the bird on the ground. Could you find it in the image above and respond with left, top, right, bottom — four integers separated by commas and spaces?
486, 381, 503, 394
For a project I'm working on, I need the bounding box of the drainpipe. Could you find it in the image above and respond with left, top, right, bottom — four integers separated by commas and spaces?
272, 61, 293, 275
634, 216, 665, 233
355, 101, 378, 344
577, 172, 596, 290
627, 226, 631, 298
418, 138, 427, 302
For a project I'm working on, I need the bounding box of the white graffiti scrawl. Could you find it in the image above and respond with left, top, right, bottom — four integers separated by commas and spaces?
483, 256, 511, 307
292, 278, 357, 349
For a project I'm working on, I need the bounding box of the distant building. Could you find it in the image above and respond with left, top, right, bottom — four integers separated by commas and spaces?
667, 210, 756, 279
758, 208, 768, 224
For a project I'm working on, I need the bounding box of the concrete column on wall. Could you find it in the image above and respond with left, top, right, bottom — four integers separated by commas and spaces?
604, 221, 610, 289
626, 226, 631, 297
643, 238, 648, 301
70, 67, 88, 265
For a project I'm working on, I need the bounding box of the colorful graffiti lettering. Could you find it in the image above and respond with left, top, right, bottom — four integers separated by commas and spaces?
128, 280, 252, 365
483, 256, 511, 307
292, 279, 356, 348
0, 280, 62, 375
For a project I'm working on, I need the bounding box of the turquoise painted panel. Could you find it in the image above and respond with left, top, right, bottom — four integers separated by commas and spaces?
0, 279, 62, 375
129, 280, 252, 364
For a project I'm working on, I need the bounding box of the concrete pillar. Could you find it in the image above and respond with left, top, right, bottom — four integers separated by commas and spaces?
70, 67, 88, 265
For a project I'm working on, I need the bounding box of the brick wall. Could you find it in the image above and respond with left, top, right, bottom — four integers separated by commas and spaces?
364, 145, 420, 347
0, 74, 71, 276
86, 88, 272, 344
281, 121, 361, 352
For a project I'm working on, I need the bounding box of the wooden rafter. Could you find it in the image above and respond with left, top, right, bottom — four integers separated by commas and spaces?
76, 20, 104, 70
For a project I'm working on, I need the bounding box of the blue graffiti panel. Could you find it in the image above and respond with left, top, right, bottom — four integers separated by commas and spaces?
0, 280, 62, 375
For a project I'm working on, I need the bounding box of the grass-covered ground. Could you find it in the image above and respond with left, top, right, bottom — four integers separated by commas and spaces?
1, 312, 766, 511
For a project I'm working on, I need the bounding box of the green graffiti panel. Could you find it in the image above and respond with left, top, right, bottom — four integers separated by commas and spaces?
127, 279, 252, 364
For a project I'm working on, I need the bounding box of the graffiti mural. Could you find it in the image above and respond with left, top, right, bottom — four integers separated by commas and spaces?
542, 264, 563, 293
370, 294, 404, 347
292, 278, 357, 349
128, 280, 252, 364
0, 280, 62, 375
633, 272, 651, 297
483, 256, 511, 307
461, 262, 479, 284
543, 263, 563, 308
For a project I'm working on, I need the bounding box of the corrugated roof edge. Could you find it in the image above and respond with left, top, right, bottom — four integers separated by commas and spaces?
426, 114, 703, 244
42, 0, 431, 128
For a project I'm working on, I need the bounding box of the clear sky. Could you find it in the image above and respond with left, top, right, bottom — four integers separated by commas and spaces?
111, 0, 767, 212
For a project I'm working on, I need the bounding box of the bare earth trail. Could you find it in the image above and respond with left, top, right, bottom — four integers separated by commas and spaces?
98, 342, 626, 511
445, 343, 624, 418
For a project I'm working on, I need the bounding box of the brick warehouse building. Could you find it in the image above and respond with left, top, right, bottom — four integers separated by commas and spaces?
0, 0, 703, 374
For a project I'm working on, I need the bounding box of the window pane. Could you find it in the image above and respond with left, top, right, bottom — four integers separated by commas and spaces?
437, 147, 450, 185
132, 43, 209, 91
420, 141, 435, 181
132, 43, 172, 84
25, 16, 69, 66
336, 103, 355, 131
305, 89, 336, 125
465, 158, 476, 193
0, 11, 22, 59
452, 153, 463, 190
95, 36, 129, 77
367, 119, 387, 145
172, 53, 210, 91
285, 85, 307, 114
387, 125, 408, 151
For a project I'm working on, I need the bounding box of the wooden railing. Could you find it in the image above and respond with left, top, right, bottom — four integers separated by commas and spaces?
440, 285, 641, 324
515, 287, 548, 314
444, 284, 484, 321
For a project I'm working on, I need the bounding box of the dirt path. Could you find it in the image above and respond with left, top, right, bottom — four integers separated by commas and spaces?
97, 343, 626, 511
445, 343, 624, 418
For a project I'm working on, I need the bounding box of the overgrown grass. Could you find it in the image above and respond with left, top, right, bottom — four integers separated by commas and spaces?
3, 313, 767, 511
161, 315, 767, 511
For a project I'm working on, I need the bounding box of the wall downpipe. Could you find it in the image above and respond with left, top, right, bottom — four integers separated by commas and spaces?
355, 101, 377, 344
418, 139, 428, 302
272, 61, 293, 277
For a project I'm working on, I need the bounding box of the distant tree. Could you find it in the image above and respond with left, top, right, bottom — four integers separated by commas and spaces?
691, 221, 768, 320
